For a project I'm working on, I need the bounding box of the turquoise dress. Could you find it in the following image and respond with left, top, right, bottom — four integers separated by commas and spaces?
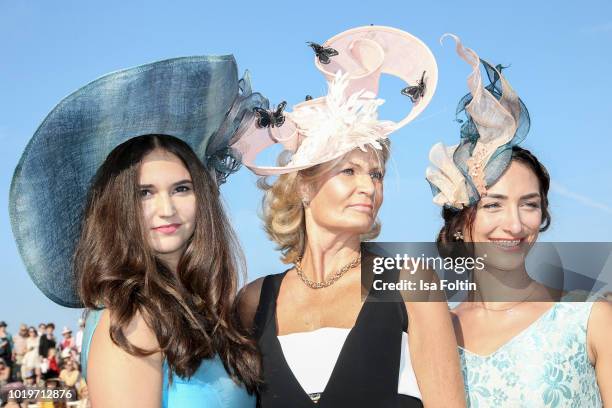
81, 309, 255, 408
458, 302, 602, 407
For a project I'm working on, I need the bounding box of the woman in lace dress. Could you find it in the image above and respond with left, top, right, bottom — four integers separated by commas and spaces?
426, 36, 611, 407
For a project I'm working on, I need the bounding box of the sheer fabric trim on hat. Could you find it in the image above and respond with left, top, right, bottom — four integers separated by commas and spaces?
206, 71, 269, 184
426, 34, 531, 210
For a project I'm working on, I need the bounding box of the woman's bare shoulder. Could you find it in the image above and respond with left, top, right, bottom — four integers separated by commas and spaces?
588, 300, 612, 352
237, 277, 266, 331
87, 309, 163, 408
91, 309, 160, 351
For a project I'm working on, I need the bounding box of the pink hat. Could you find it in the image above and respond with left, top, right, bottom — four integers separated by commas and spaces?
232, 25, 438, 175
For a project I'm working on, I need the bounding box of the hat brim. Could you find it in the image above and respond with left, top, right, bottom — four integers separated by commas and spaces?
10, 56, 249, 308
315, 25, 438, 128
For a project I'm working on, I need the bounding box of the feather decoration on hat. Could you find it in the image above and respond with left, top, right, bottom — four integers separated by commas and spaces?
286, 71, 395, 168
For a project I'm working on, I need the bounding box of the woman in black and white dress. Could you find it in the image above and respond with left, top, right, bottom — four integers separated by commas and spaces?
235, 25, 466, 407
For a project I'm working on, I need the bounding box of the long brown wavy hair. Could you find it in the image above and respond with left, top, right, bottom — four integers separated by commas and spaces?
76, 134, 260, 392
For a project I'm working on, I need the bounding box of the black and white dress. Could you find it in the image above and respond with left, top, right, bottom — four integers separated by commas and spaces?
253, 271, 424, 407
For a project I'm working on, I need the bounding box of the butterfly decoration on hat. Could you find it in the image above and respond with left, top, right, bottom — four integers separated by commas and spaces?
254, 101, 287, 128
231, 25, 439, 176
307, 42, 339, 65
401, 71, 427, 103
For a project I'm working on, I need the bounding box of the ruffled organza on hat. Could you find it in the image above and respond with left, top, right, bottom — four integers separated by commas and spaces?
426, 35, 531, 209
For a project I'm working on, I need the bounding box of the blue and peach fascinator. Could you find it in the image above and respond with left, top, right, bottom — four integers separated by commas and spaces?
426, 35, 530, 209
9, 56, 268, 308
232, 25, 438, 175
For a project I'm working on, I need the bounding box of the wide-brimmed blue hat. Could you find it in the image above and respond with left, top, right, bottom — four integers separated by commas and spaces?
9, 55, 268, 308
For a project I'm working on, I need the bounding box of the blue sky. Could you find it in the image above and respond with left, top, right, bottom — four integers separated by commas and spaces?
1, 0, 611, 333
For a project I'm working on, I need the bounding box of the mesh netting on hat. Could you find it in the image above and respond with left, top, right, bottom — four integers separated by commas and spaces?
426, 34, 531, 210
453, 60, 531, 206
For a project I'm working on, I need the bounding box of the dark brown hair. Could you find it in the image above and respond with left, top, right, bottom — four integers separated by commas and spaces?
437, 146, 551, 246
76, 134, 260, 392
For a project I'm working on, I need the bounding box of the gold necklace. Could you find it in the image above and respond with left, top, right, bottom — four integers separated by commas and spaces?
474, 281, 538, 312
295, 254, 361, 289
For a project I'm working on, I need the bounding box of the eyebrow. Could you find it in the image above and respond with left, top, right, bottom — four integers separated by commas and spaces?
347, 160, 382, 172
138, 179, 193, 189
484, 192, 541, 200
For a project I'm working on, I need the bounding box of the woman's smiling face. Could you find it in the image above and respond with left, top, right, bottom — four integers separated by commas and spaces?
469, 160, 543, 270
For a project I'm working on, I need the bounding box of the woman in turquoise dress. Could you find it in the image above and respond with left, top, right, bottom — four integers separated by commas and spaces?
10, 56, 268, 407
425, 36, 611, 407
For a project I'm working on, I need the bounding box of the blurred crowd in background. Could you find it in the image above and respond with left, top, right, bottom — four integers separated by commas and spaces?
0, 319, 89, 408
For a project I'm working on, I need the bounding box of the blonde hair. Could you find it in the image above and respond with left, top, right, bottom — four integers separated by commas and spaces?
258, 140, 391, 264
